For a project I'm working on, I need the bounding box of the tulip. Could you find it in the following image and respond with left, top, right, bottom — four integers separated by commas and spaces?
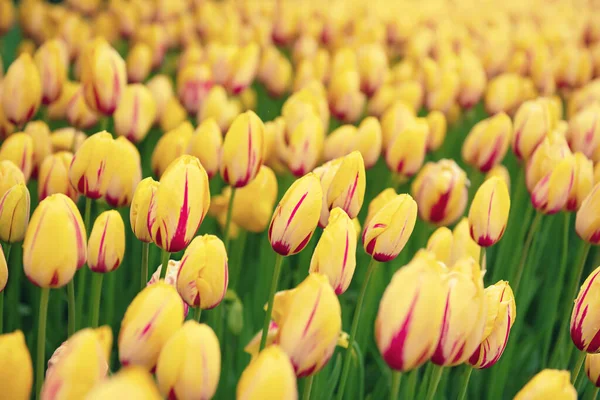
160, 96, 188, 132
41, 328, 109, 400
130, 177, 159, 243
85, 367, 162, 399
65, 83, 99, 130
34, 39, 68, 105
119, 281, 185, 369
260, 50, 292, 97
426, 110, 447, 152
283, 112, 324, 177
0, 0, 14, 36
147, 74, 174, 122
0, 85, 15, 139
80, 38, 127, 115
381, 101, 416, 152
385, 117, 429, 178
513, 99, 553, 160
432, 257, 486, 366
468, 177, 511, 247
0, 330, 33, 400
514, 369, 576, 400
586, 353, 600, 387
105, 137, 142, 208
567, 104, 600, 162
0, 183, 30, 243
38, 152, 78, 202
357, 44, 388, 96
422, 60, 460, 114
457, 49, 487, 109
69, 131, 114, 200
147, 260, 189, 318
187, 118, 222, 179
226, 43, 260, 95
127, 43, 153, 84
468, 281, 516, 368
324, 119, 382, 169
328, 68, 366, 123
566, 153, 594, 211
197, 86, 240, 133
88, 210, 125, 273
411, 159, 468, 226
462, 112, 512, 173
485, 73, 526, 116
237, 345, 297, 400
555, 47, 592, 90
114, 84, 157, 143
177, 62, 213, 114
376, 250, 447, 371
0, 132, 33, 181
268, 173, 322, 256
46, 81, 77, 121
24, 121, 51, 178
1, 53, 41, 127
486, 165, 511, 191
570, 265, 600, 352
148, 155, 210, 253
23, 194, 87, 288
151, 121, 194, 178
309, 208, 357, 295
0, 160, 25, 200
156, 321, 220, 400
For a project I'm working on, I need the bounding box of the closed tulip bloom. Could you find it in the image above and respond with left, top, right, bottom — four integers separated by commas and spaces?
555, 47, 592, 90
104, 137, 142, 207
176, 235, 228, 310
376, 250, 447, 371
513, 99, 553, 161
571, 265, 600, 351
364, 188, 397, 227
226, 43, 260, 95
425, 110, 447, 152
284, 112, 324, 177
85, 367, 162, 399
114, 84, 157, 143
160, 97, 188, 133
220, 111, 265, 188
486, 165, 511, 191
328, 69, 366, 123
156, 322, 220, 400
362, 194, 417, 262
151, 122, 194, 178
88, 210, 125, 273
426, 227, 453, 266
485, 73, 524, 116
468, 281, 516, 369
0, 183, 30, 243
69, 131, 114, 199
198, 86, 239, 132
457, 49, 487, 109
130, 177, 159, 243
148, 155, 210, 253
1, 53, 41, 127
309, 208, 356, 295
147, 74, 174, 122
45, 80, 77, 121
462, 112, 512, 173
324, 118, 382, 169
0, 160, 25, 199
381, 101, 416, 152
0, 0, 14, 36
586, 353, 600, 386
0, 331, 33, 400
567, 104, 600, 162
432, 257, 486, 366
23, 194, 87, 288
357, 44, 388, 96
514, 370, 576, 400
468, 177, 511, 246
34, 39, 68, 105
41, 328, 109, 400
38, 152, 78, 202
80, 38, 127, 115
187, 118, 222, 179
385, 118, 429, 177
127, 43, 153, 84
237, 345, 297, 400
268, 173, 322, 256
119, 281, 185, 369
566, 153, 594, 211
0, 132, 33, 181
24, 121, 51, 178
65, 84, 99, 130
411, 159, 468, 226
177, 63, 213, 115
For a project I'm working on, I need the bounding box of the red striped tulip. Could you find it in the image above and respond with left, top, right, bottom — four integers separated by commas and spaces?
566, 153, 594, 211
104, 137, 142, 208
0, 183, 30, 243
187, 118, 222, 180
1, 53, 41, 127
462, 112, 512, 173
85, 367, 162, 399
0, 331, 33, 400
571, 265, 600, 352
468, 177, 511, 247
176, 62, 213, 114
385, 118, 429, 178
151, 122, 194, 178
512, 99, 553, 161
237, 345, 297, 400
114, 84, 157, 143
567, 104, 600, 162
130, 177, 159, 243
24, 121, 51, 178
514, 370, 576, 400
0, 132, 33, 181
586, 354, 600, 387
34, 39, 68, 105
88, 210, 125, 273
68, 131, 113, 200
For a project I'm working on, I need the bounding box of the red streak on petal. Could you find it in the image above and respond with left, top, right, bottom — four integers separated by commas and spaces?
168, 169, 192, 252
432, 291, 452, 365
293, 232, 313, 254
50, 270, 59, 286
382, 290, 420, 371
286, 192, 309, 229
302, 288, 322, 338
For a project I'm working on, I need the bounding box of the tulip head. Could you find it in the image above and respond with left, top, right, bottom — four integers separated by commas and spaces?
0, 331, 33, 400
0, 160, 25, 200
237, 346, 297, 400
130, 177, 159, 243
0, 132, 33, 182
381, 101, 416, 152
283, 112, 325, 177
1, 53, 41, 127
513, 99, 553, 160
88, 210, 125, 273
69, 131, 114, 199
462, 112, 512, 173
0, 183, 30, 243
85, 367, 162, 399
571, 266, 600, 352
151, 121, 194, 178
114, 84, 157, 143
64, 83, 99, 130
187, 118, 222, 179
425, 110, 447, 152
126, 43, 153, 84
197, 86, 240, 134
34, 39, 68, 105
105, 137, 142, 208
385, 117, 429, 177
468, 177, 511, 247
226, 43, 260, 95
514, 370, 576, 400
586, 354, 600, 387
147, 74, 174, 122
176, 62, 213, 114
24, 121, 52, 178
566, 153, 594, 211
567, 105, 600, 161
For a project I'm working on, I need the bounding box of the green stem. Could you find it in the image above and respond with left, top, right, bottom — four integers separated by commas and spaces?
390, 371, 402, 400
76, 198, 93, 329
479, 247, 486, 271
36, 288, 50, 399
84, 197, 92, 233
513, 212, 543, 295
594, 387, 599, 400
224, 187, 237, 251
194, 307, 202, 322
302, 375, 315, 400
457, 366, 473, 400
67, 281, 75, 336
406, 369, 418, 399
89, 273, 104, 328
425, 365, 444, 400
573, 352, 586, 384
259, 254, 284, 351
336, 258, 378, 400
141, 242, 149, 290
159, 249, 170, 280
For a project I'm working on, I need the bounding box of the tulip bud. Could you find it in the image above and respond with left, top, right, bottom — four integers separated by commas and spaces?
127, 43, 153, 84
88, 210, 125, 273
376, 250, 447, 371
147, 74, 174, 122
566, 153, 594, 211
357, 44, 388, 96
284, 112, 325, 177
176, 62, 213, 115
309, 208, 356, 295
114, 84, 157, 143
362, 194, 417, 262
1, 53, 41, 127
104, 137, 142, 208
555, 47, 592, 90
80, 38, 127, 115
64, 83, 99, 130
468, 281, 516, 369
385, 118, 429, 178
468, 177, 511, 247
197, 85, 240, 133
0, 160, 25, 200
85, 367, 162, 399
160, 96, 188, 133
69, 131, 114, 199
237, 345, 297, 400
567, 104, 600, 162
148, 155, 210, 253
457, 49, 487, 109
462, 112, 512, 173
268, 173, 323, 256
586, 353, 600, 387
0, 331, 33, 400
381, 101, 416, 152
119, 281, 185, 369
156, 321, 220, 400
576, 181, 600, 243
220, 111, 265, 188
485, 73, 525, 116
128, 178, 158, 243
0, 85, 15, 139
187, 118, 222, 179
151, 121, 194, 178
514, 370, 576, 400
425, 110, 447, 152
486, 165, 511, 191
328, 69, 366, 124
0, 132, 33, 181
34, 39, 68, 105
0, 183, 30, 243
50, 127, 85, 153
512, 99, 553, 160
0, 0, 14, 36
226, 43, 259, 95
23, 121, 51, 178
572, 264, 600, 352
412, 159, 468, 226
324, 118, 382, 169
41, 328, 109, 399
23, 194, 87, 288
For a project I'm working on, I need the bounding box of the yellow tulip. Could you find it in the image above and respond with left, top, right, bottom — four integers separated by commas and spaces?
85, 367, 162, 399
0, 330, 33, 400
283, 112, 324, 177
324, 118, 382, 169
68, 131, 114, 199
513, 99, 553, 161
88, 210, 125, 273
0, 183, 30, 243
1, 53, 41, 127
555, 46, 592, 90
425, 110, 447, 153
468, 177, 511, 247
187, 118, 222, 179
114, 84, 157, 143
130, 177, 159, 243
176, 62, 213, 115
46, 81, 77, 121
457, 49, 487, 110
585, 353, 600, 387
226, 43, 260, 95
385, 118, 429, 178
151, 121, 194, 178
104, 137, 142, 208
0, 0, 14, 36
571, 265, 600, 351
197, 85, 240, 133
566, 152, 594, 211
65, 83, 99, 130
38, 152, 78, 202
0, 160, 25, 200
328, 69, 366, 124
160, 97, 188, 133
147, 74, 174, 123
380, 101, 416, 152
34, 39, 68, 105
462, 112, 512, 173
486, 165, 511, 191
514, 370, 576, 400
126, 43, 153, 84
258, 46, 292, 98
0, 132, 34, 181
485, 73, 526, 116
357, 43, 388, 97
567, 104, 600, 162
24, 121, 52, 178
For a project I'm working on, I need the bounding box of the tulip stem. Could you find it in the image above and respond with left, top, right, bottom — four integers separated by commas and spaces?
67, 281, 75, 336
159, 249, 170, 280
572, 351, 586, 384
224, 187, 237, 251
336, 257, 378, 400
140, 242, 149, 290
457, 365, 473, 400
76, 198, 93, 329
390, 371, 402, 400
302, 375, 315, 400
425, 365, 444, 400
36, 287, 50, 399
194, 307, 202, 322
479, 247, 486, 272
259, 253, 284, 351
89, 273, 104, 328
405, 368, 418, 399
594, 387, 599, 400
84, 197, 92, 233
512, 211, 542, 295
